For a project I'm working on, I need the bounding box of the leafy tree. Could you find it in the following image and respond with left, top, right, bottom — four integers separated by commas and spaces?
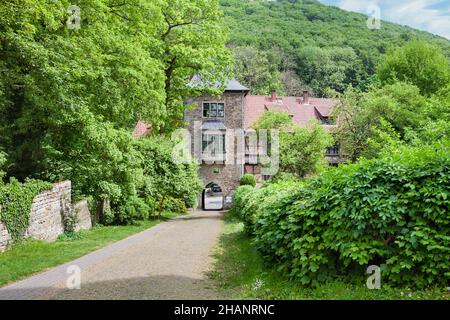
0, 0, 228, 222
334, 82, 427, 160
281, 70, 312, 97
254, 110, 332, 177
253, 110, 293, 130
0, 0, 166, 179
278, 124, 333, 178
363, 82, 427, 135
159, 0, 233, 130
232, 46, 284, 95
137, 136, 203, 218
377, 41, 450, 96
296, 46, 365, 96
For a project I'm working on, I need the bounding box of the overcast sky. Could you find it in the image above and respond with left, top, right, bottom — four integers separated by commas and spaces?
318, 0, 450, 40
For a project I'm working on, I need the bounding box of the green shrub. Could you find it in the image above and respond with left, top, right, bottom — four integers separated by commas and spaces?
240, 174, 257, 187
117, 201, 137, 225
231, 186, 254, 215
233, 141, 450, 288
130, 196, 151, 221
117, 196, 151, 224
233, 182, 299, 235
0, 179, 53, 242
137, 136, 203, 212
162, 196, 188, 215
63, 211, 80, 233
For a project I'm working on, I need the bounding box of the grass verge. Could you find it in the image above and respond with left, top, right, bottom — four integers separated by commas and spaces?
0, 213, 177, 287
208, 212, 449, 300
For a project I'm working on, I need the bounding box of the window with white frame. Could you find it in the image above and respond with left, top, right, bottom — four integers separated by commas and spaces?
202, 131, 226, 160
203, 102, 225, 118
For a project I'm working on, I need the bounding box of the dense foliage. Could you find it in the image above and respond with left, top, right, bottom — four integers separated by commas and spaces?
221, 0, 450, 96
377, 41, 450, 97
254, 110, 333, 178
278, 125, 333, 177
232, 29, 450, 290
0, 0, 229, 223
137, 136, 203, 218
0, 179, 52, 241
233, 141, 450, 288
333, 40, 450, 161
239, 174, 256, 187
253, 110, 293, 130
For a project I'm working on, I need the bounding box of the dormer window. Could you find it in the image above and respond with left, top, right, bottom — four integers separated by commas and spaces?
320, 116, 335, 125
203, 102, 225, 118
321, 116, 331, 125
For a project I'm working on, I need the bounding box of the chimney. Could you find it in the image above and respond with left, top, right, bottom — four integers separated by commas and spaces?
303, 90, 310, 104
271, 90, 277, 101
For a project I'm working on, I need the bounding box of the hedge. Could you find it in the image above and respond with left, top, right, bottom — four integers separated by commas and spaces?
233, 141, 450, 288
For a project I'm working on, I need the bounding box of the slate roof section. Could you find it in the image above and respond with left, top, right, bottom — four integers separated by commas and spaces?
189, 76, 249, 93
225, 78, 250, 92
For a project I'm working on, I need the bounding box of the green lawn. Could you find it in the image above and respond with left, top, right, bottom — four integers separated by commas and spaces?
0, 213, 177, 287
209, 212, 449, 300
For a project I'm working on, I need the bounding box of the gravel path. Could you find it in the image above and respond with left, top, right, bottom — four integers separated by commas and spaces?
0, 210, 224, 300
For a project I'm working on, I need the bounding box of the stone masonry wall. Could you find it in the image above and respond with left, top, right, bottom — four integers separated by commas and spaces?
25, 181, 71, 241
185, 92, 246, 208
0, 222, 11, 252
73, 200, 92, 232
0, 181, 92, 252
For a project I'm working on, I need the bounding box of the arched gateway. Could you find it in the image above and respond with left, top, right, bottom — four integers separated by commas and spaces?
202, 182, 224, 211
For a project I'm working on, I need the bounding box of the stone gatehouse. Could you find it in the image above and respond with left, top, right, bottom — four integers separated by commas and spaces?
184, 80, 249, 209
184, 78, 339, 210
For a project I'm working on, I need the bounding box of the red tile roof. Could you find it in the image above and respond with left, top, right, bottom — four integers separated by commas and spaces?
132, 120, 152, 138
244, 94, 337, 129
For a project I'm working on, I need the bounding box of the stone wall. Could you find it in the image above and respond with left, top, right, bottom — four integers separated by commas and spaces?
73, 200, 92, 232
0, 181, 92, 252
0, 222, 11, 252
25, 181, 71, 241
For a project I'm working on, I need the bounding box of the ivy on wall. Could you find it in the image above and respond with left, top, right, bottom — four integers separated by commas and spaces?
0, 179, 52, 242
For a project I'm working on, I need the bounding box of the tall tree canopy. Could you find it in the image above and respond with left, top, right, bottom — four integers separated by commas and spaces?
160, 0, 232, 129
0, 0, 231, 214
377, 40, 450, 96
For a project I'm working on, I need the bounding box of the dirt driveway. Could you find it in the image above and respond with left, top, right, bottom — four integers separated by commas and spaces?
0, 210, 224, 300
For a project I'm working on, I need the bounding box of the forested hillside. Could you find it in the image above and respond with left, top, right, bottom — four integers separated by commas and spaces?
221, 0, 450, 96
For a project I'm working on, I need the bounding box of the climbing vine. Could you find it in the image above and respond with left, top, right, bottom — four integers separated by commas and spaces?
0, 179, 52, 242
